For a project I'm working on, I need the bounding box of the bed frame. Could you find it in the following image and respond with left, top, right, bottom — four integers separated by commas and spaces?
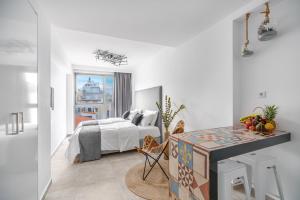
135, 86, 163, 143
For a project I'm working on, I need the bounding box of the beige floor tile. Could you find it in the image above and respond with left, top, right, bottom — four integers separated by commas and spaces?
45, 186, 76, 200
75, 162, 115, 186
110, 157, 144, 177
50, 172, 79, 192
46, 139, 259, 200
74, 179, 125, 200
46, 141, 145, 200
51, 162, 78, 180
107, 151, 143, 162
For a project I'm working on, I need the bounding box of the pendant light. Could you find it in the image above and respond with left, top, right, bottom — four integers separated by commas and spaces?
258, 2, 277, 41
241, 13, 253, 57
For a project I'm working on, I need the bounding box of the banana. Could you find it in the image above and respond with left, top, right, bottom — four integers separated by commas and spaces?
240, 114, 257, 122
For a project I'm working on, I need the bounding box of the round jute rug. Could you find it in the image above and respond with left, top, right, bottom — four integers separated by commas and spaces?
125, 160, 169, 200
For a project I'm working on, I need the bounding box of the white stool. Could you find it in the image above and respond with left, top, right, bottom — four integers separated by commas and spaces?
218, 159, 251, 200
234, 153, 284, 200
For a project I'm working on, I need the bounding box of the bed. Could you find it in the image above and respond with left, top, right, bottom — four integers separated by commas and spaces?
65, 86, 163, 162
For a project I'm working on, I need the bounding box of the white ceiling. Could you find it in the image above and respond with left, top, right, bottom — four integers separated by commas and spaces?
53, 27, 168, 68
40, 0, 249, 46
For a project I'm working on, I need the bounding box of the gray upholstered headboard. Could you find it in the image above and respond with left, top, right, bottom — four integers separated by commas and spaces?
135, 86, 163, 143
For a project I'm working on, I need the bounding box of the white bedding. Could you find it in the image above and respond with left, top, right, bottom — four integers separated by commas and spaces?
138, 126, 160, 139
65, 121, 160, 162
77, 118, 128, 127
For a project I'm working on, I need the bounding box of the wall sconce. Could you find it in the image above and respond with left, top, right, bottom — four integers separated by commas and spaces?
258, 2, 277, 41
241, 13, 253, 57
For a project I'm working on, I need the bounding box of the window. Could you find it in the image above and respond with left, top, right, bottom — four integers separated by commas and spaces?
74, 73, 114, 126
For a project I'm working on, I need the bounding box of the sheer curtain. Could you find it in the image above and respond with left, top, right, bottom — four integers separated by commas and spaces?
112, 72, 132, 117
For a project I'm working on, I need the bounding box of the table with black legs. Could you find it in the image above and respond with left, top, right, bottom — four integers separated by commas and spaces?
168, 127, 291, 200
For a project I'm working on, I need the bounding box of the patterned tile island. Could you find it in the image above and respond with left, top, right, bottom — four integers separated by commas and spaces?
169, 127, 291, 200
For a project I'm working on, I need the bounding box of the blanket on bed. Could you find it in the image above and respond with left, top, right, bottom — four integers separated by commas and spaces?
81, 120, 99, 126
65, 121, 150, 162
78, 125, 101, 162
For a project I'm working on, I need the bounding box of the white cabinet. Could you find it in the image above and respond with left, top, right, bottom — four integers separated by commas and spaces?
0, 0, 38, 199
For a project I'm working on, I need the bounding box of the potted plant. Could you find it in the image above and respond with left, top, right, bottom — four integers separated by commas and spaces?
156, 95, 185, 159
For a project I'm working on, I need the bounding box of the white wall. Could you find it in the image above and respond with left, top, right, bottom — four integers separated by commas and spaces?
134, 18, 234, 132
135, 0, 300, 198
234, 0, 300, 199
50, 29, 71, 155
66, 73, 75, 135
35, 4, 51, 200
35, 11, 72, 199
134, 0, 268, 132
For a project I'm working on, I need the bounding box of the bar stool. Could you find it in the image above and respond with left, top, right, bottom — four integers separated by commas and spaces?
234, 153, 284, 200
218, 159, 251, 200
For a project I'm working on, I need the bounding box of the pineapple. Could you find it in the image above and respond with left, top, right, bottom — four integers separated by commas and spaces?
263, 105, 278, 130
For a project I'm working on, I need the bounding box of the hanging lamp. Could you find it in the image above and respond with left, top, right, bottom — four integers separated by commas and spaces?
258, 2, 277, 41
241, 13, 253, 57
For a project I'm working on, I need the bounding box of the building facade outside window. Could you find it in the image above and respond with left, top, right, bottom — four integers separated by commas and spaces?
74, 73, 114, 126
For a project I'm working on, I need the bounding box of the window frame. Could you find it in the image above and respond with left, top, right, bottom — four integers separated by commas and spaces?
74, 71, 114, 126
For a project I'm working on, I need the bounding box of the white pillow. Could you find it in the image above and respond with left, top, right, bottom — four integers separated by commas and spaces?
142, 110, 158, 126
128, 109, 139, 120
140, 113, 154, 126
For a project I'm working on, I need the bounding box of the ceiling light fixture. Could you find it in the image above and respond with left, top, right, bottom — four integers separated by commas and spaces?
241, 13, 253, 57
93, 49, 128, 66
258, 2, 277, 41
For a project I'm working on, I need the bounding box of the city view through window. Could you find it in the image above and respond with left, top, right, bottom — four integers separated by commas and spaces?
75, 73, 114, 126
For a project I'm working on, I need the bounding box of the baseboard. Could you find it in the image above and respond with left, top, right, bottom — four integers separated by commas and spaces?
51, 135, 66, 157
40, 178, 52, 200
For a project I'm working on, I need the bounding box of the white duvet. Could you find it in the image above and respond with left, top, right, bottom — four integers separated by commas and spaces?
66, 121, 140, 162
77, 117, 128, 127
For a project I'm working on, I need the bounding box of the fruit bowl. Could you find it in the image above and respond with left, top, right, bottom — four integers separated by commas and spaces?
240, 105, 278, 135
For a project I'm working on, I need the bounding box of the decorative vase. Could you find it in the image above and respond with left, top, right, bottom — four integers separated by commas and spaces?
164, 130, 170, 141
163, 130, 170, 160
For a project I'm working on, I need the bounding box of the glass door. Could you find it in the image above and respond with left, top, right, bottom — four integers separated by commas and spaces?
0, 0, 38, 199
74, 73, 114, 126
